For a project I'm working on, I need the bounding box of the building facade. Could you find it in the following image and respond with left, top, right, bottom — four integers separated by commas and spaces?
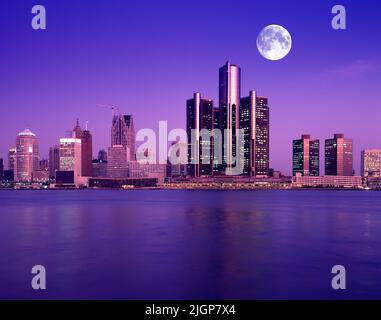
59, 138, 82, 180
219, 61, 241, 171
49, 145, 60, 179
293, 134, 319, 176
8, 147, 16, 171
325, 134, 353, 176
111, 114, 135, 161
107, 145, 129, 178
361, 149, 381, 178
186, 92, 214, 177
15, 129, 40, 182
72, 120, 93, 177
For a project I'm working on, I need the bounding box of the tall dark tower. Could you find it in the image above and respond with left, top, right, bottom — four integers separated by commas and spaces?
240, 91, 270, 177
111, 114, 136, 161
219, 61, 241, 172
72, 120, 93, 177
255, 96, 270, 176
239, 91, 256, 176
293, 134, 320, 176
186, 93, 214, 177
325, 134, 353, 176
81, 129, 93, 177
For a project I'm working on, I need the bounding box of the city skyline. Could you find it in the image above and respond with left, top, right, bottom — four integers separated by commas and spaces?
1, 1, 381, 175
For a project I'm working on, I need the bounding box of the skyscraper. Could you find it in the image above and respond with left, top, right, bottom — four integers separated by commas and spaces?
254, 96, 270, 176
8, 147, 16, 171
239, 91, 270, 177
81, 129, 93, 177
49, 145, 60, 179
59, 138, 82, 179
361, 149, 381, 178
325, 134, 353, 176
72, 120, 93, 177
219, 61, 241, 171
239, 91, 256, 176
292, 134, 320, 176
15, 129, 39, 182
111, 114, 135, 161
186, 92, 214, 177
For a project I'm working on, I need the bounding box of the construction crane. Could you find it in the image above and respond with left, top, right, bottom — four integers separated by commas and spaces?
97, 104, 120, 118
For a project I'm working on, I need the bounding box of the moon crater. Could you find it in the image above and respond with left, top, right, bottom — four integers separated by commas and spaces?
257, 25, 292, 61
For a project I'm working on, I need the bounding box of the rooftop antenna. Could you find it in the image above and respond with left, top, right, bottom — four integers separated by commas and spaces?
85, 120, 89, 131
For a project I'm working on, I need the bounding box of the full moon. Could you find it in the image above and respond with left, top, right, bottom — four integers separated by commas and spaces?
257, 25, 292, 61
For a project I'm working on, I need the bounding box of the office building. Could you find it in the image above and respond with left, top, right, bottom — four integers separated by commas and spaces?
107, 145, 130, 178
111, 114, 135, 161
325, 134, 353, 176
15, 129, 40, 182
59, 138, 82, 180
292, 134, 320, 176
186, 92, 214, 177
219, 61, 241, 171
361, 149, 381, 178
49, 145, 60, 179
8, 147, 16, 171
72, 120, 93, 177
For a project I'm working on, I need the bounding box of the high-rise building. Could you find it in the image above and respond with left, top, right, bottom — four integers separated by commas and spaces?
81, 129, 93, 177
186, 92, 214, 177
0, 158, 3, 181
8, 147, 16, 171
239, 91, 270, 177
254, 96, 269, 176
49, 145, 60, 179
292, 134, 320, 176
239, 91, 256, 176
107, 145, 130, 178
219, 61, 241, 171
325, 134, 353, 176
15, 129, 39, 182
111, 114, 135, 161
361, 149, 381, 178
72, 120, 93, 177
59, 138, 82, 179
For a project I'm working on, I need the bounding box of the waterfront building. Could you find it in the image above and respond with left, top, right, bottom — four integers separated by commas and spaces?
8, 147, 16, 171
59, 138, 82, 180
49, 145, 60, 179
111, 114, 135, 161
361, 149, 381, 178
325, 134, 353, 176
72, 120, 93, 177
15, 129, 40, 182
293, 174, 362, 189
292, 134, 319, 176
219, 61, 241, 172
107, 145, 130, 178
240, 91, 270, 176
186, 93, 214, 177
129, 162, 167, 184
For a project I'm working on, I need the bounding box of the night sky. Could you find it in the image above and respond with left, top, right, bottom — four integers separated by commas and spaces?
1, 0, 380, 175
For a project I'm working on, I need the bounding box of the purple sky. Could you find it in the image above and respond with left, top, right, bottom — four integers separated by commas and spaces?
1, 0, 381, 175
